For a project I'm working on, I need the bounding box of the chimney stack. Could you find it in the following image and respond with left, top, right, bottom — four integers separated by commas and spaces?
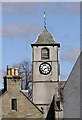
14, 68, 18, 76
5, 66, 21, 91
7, 65, 10, 75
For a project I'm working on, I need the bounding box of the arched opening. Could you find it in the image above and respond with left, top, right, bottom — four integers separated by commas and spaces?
41, 48, 49, 60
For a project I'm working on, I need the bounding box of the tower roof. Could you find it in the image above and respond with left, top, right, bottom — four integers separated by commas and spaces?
31, 29, 60, 47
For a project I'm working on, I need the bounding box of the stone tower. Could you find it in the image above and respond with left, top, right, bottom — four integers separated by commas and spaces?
31, 28, 60, 117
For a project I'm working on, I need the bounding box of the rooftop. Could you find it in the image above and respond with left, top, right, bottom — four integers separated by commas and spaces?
31, 29, 60, 47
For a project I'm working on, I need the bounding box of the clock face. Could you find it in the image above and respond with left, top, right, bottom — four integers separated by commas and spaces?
39, 62, 52, 75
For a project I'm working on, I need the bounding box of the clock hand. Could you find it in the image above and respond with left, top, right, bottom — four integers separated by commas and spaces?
43, 68, 48, 72
44, 68, 48, 70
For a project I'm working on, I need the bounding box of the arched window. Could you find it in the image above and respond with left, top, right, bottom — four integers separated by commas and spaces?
41, 48, 49, 60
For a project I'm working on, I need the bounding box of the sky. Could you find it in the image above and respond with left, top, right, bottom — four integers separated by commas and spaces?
0, 2, 80, 88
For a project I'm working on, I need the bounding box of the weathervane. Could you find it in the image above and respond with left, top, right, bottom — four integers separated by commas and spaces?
44, 11, 46, 29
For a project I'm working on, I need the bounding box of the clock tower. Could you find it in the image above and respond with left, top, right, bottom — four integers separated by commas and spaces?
31, 28, 60, 116
31, 13, 60, 117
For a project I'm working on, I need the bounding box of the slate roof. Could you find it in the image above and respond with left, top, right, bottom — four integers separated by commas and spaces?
31, 29, 60, 47
0, 89, 7, 96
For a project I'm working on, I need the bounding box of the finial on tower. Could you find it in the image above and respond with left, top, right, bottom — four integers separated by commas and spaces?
44, 11, 46, 29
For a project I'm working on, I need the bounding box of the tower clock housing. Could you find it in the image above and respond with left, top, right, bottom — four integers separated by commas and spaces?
31, 28, 60, 117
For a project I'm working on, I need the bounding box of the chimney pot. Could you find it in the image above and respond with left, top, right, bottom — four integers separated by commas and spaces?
7, 65, 10, 75
11, 68, 14, 76
14, 68, 18, 76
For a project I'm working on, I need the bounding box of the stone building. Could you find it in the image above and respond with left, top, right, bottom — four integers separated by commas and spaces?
63, 52, 81, 119
0, 23, 62, 119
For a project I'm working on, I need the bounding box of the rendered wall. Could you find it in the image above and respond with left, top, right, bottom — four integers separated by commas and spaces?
32, 45, 59, 118
63, 54, 80, 118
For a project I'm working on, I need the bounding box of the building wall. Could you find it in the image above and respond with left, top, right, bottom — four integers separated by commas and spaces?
63, 54, 80, 118
33, 82, 58, 105
32, 46, 59, 102
32, 45, 59, 118
1, 91, 43, 118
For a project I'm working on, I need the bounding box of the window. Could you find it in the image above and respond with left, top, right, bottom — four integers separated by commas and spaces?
41, 48, 49, 60
11, 99, 17, 111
